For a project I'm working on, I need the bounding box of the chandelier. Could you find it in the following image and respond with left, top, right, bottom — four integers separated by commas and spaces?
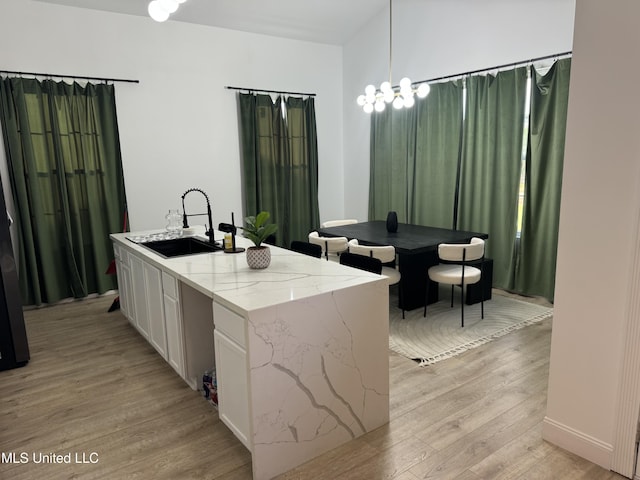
357, 0, 430, 113
148, 0, 187, 22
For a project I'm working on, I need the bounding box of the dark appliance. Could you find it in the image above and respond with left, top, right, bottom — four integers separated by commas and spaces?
0, 175, 29, 370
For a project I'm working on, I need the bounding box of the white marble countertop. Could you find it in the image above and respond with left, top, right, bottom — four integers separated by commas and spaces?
111, 227, 383, 315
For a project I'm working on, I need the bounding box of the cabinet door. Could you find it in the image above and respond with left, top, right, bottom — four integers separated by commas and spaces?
163, 293, 185, 377
129, 255, 150, 339
114, 244, 130, 321
120, 261, 133, 323
144, 262, 167, 359
214, 329, 251, 451
113, 244, 125, 318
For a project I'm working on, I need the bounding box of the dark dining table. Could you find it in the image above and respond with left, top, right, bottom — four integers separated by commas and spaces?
317, 220, 488, 310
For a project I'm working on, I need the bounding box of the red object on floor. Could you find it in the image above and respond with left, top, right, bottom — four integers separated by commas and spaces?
105, 211, 128, 276
105, 260, 116, 275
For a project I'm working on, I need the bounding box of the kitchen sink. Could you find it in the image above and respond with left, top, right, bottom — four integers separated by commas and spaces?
140, 236, 223, 258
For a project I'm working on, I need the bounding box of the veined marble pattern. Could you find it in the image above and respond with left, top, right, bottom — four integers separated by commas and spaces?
114, 229, 384, 314
247, 284, 389, 479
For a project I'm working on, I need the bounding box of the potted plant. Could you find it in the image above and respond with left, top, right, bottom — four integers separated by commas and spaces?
243, 211, 278, 269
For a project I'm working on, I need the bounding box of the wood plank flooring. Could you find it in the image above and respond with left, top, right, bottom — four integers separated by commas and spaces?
0, 294, 624, 479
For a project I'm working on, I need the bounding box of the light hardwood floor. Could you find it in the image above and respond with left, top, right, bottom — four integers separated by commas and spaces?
0, 294, 624, 480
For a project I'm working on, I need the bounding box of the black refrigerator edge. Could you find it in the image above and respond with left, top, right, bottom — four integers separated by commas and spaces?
0, 173, 29, 371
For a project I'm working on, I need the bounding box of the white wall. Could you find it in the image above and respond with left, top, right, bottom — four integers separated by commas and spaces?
544, 0, 640, 472
4, 0, 631, 472
0, 0, 344, 231
342, 0, 576, 220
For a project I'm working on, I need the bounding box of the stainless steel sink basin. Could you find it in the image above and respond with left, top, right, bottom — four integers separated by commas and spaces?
140, 237, 223, 258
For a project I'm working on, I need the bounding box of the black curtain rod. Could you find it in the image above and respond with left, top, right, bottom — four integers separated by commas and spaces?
0, 69, 139, 84
225, 85, 315, 97
415, 50, 573, 86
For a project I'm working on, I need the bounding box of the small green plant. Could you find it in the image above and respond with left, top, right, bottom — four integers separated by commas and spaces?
243, 211, 278, 247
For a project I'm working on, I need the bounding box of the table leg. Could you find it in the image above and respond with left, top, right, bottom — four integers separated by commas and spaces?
398, 251, 439, 311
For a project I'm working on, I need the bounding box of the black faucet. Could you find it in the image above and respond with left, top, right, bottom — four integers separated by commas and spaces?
181, 188, 215, 244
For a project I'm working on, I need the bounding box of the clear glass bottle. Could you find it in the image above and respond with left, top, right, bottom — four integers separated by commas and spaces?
165, 209, 182, 238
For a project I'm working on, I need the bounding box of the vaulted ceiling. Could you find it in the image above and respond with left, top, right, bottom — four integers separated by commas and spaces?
35, 0, 388, 45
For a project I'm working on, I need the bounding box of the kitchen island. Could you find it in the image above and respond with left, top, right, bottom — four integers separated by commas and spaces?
110, 229, 389, 480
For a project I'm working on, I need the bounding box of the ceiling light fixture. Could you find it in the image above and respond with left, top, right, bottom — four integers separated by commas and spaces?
148, 0, 187, 23
357, 0, 430, 113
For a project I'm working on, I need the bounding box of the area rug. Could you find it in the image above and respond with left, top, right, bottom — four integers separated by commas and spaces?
388, 290, 553, 366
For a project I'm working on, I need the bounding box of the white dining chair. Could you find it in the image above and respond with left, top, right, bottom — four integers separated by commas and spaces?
424, 237, 485, 327
320, 219, 358, 228
308, 231, 348, 261
348, 238, 404, 318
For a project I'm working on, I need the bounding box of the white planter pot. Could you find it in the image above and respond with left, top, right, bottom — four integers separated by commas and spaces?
246, 246, 271, 269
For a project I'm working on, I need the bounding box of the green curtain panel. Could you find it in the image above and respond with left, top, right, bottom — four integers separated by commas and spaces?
369, 101, 416, 223
237, 93, 319, 247
457, 68, 528, 290
411, 81, 464, 228
369, 81, 463, 227
514, 59, 571, 301
284, 96, 320, 245
0, 78, 127, 306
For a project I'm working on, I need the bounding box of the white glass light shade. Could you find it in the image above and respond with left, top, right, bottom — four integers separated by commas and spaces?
365, 84, 376, 96
356, 95, 366, 106
400, 87, 413, 98
393, 97, 404, 109
383, 90, 395, 103
417, 83, 431, 98
176, 0, 187, 3
158, 0, 178, 14
363, 103, 374, 114
380, 81, 392, 93
403, 96, 415, 108
399, 77, 412, 89
148, 1, 170, 21
374, 100, 385, 112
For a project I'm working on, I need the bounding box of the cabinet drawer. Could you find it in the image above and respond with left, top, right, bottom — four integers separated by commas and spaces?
213, 302, 246, 348
162, 271, 178, 299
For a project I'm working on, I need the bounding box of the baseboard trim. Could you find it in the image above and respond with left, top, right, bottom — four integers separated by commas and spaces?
542, 416, 613, 469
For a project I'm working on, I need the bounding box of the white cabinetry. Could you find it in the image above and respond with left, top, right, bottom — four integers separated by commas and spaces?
114, 243, 185, 376
113, 243, 132, 321
129, 254, 150, 339
144, 262, 167, 359
162, 271, 185, 377
213, 302, 251, 451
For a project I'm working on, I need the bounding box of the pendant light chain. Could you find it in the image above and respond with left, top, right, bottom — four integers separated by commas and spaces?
388, 0, 393, 86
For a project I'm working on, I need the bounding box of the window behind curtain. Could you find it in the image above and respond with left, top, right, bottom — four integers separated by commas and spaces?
237, 93, 320, 248
0, 78, 127, 306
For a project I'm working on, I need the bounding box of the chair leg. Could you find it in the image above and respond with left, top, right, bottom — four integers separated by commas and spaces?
480, 262, 485, 319
423, 279, 430, 317
480, 279, 485, 320
460, 283, 465, 328
450, 285, 454, 308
